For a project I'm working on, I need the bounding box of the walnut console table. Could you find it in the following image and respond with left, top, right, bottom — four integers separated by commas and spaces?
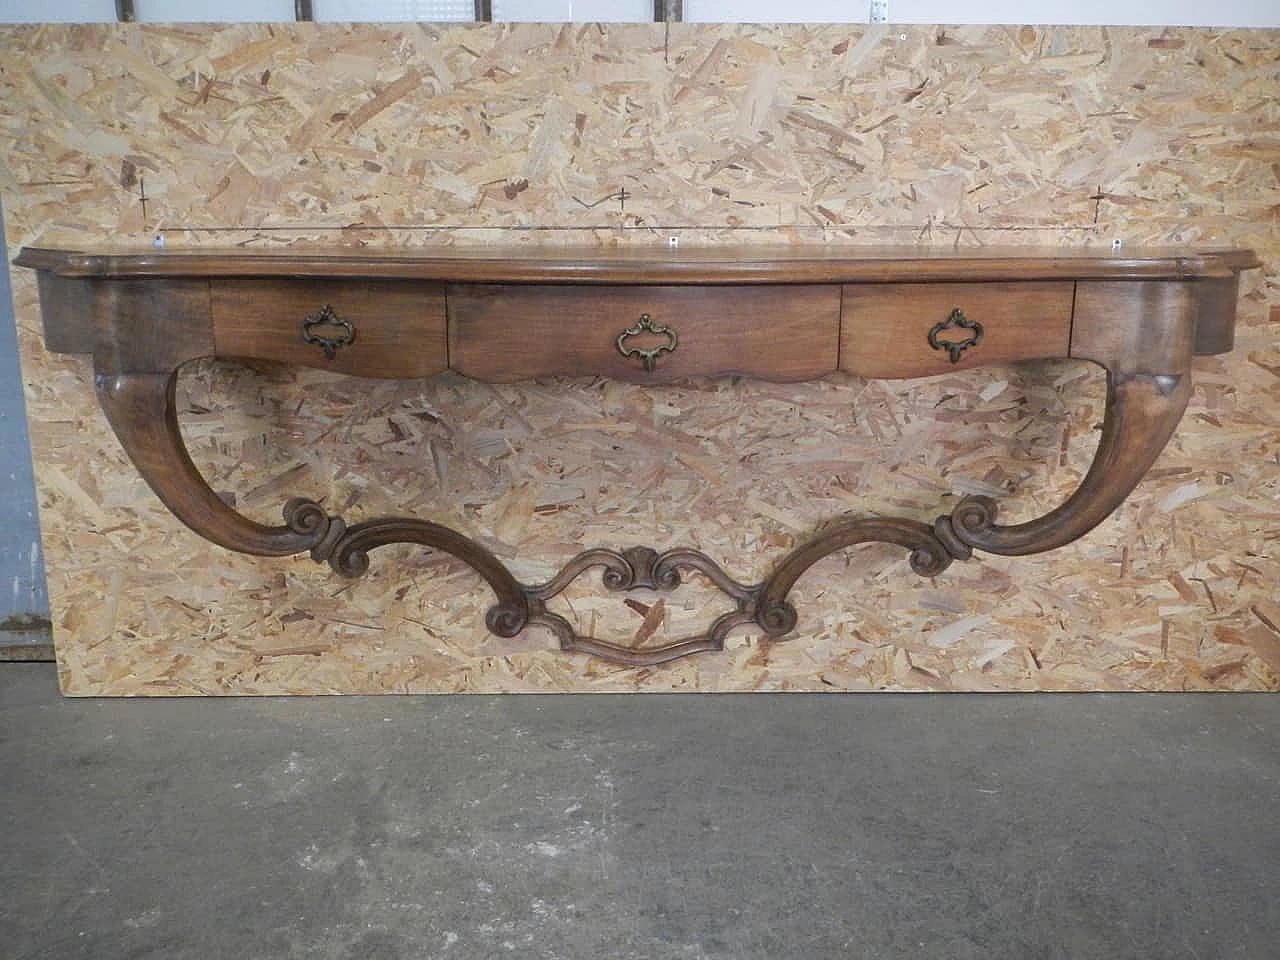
15, 245, 1259, 665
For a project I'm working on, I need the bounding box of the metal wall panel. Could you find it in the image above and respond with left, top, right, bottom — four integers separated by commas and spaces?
0, 209, 52, 659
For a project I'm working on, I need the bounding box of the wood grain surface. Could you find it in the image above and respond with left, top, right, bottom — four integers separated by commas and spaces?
839, 282, 1075, 378
211, 279, 448, 379
448, 283, 841, 382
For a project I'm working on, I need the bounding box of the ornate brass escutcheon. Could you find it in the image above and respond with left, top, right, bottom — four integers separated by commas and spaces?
302, 304, 356, 360
928, 308, 983, 363
616, 313, 678, 372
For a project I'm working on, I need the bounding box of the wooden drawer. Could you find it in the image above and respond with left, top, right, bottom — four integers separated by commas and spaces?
840, 282, 1075, 378
448, 284, 841, 382
210, 279, 448, 379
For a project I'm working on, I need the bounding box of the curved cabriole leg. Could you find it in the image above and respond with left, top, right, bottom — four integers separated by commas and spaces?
96, 371, 533, 632
939, 371, 1191, 556
95, 370, 337, 556
746, 368, 1192, 647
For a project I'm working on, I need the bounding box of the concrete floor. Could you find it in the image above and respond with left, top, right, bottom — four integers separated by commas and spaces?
2, 663, 1277, 960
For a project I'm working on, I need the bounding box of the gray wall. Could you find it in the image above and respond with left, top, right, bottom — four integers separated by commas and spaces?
0, 208, 52, 655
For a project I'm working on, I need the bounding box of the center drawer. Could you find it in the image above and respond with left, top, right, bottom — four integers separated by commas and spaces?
447, 284, 841, 383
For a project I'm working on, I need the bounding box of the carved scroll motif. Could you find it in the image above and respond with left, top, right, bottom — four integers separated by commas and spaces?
274, 497, 1007, 666
258, 367, 1191, 664
95, 361, 1194, 668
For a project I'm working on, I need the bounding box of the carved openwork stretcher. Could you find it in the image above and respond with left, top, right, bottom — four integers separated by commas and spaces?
16, 244, 1258, 665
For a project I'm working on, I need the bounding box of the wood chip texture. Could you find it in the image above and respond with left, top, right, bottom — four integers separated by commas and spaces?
1, 24, 1276, 695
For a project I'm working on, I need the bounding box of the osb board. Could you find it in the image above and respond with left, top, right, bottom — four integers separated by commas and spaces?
0, 23, 1277, 695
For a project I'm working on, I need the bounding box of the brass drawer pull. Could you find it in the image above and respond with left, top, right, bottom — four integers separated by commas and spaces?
616, 313, 678, 372
928, 307, 983, 363
302, 304, 356, 360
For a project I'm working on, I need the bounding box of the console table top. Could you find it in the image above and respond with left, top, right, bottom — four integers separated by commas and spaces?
15, 244, 1260, 284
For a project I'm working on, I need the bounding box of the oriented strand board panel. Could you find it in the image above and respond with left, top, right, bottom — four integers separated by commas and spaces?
1, 23, 1277, 695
